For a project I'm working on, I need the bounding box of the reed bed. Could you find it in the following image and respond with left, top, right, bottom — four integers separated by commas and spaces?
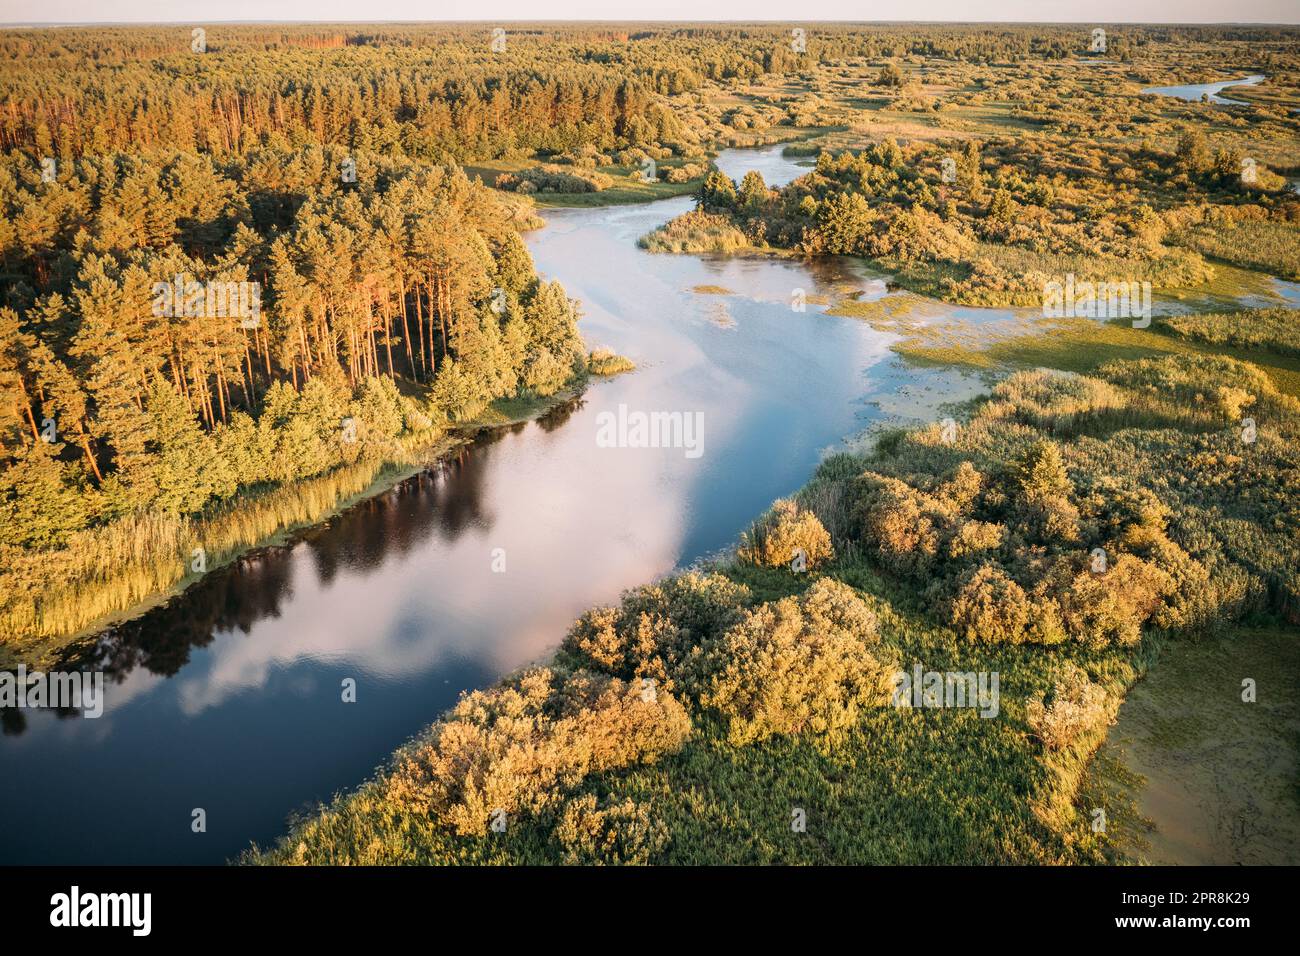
0, 431, 450, 662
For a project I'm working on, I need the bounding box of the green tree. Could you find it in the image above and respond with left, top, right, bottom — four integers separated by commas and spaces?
699, 170, 737, 212
739, 170, 769, 212
144, 378, 221, 516
0, 441, 91, 548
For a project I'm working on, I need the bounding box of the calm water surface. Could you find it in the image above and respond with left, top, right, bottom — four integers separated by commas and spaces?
4, 144, 1297, 864
1142, 74, 1265, 105
0, 147, 967, 864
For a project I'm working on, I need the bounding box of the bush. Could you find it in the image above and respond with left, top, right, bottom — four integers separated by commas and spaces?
699, 579, 895, 745
663, 163, 705, 184
586, 348, 635, 376
1008, 440, 1081, 544
639, 210, 749, 254
558, 572, 751, 695
553, 794, 669, 865
738, 498, 834, 570
1046, 553, 1175, 648
497, 165, 613, 193
841, 363, 1262, 648
947, 519, 1005, 560
383, 667, 691, 836
856, 475, 944, 574
1025, 664, 1114, 752
948, 563, 1034, 644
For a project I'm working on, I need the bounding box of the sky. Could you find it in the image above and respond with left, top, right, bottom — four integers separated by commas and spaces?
1, 1, 1297, 26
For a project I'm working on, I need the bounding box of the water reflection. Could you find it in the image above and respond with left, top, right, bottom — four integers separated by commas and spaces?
1142, 74, 1265, 105
0, 146, 942, 864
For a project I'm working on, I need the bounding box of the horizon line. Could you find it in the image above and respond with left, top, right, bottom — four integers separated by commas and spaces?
5, 19, 1300, 27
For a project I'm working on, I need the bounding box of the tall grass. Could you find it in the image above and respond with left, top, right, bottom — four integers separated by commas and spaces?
0, 430, 455, 663
639, 211, 750, 254
1161, 307, 1300, 358
1175, 219, 1300, 280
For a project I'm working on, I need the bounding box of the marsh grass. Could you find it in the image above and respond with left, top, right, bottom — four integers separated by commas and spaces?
0, 433, 457, 666
876, 242, 1214, 308
639, 210, 750, 254
1174, 220, 1300, 280
1160, 307, 1300, 359
894, 316, 1300, 399
586, 348, 636, 377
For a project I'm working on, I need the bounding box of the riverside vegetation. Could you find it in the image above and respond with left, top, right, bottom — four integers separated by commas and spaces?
2, 22, 1298, 863
644, 129, 1298, 304
254, 352, 1299, 864
0, 148, 617, 659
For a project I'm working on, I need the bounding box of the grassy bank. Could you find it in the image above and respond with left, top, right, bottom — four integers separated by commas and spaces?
1, 438, 449, 669
0, 378, 604, 669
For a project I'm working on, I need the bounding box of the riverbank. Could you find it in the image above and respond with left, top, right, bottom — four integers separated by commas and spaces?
242, 146, 1300, 865
0, 144, 924, 865
250, 335, 1300, 864
10, 141, 1296, 868
0, 375, 601, 671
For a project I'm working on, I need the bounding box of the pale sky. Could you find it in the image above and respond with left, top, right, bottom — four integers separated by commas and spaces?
1, 1, 1297, 25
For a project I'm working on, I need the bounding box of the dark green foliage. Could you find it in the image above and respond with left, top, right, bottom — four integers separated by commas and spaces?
0, 148, 585, 538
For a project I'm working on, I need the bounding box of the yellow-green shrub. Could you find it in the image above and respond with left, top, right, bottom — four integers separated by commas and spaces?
1025, 664, 1114, 752
739, 497, 833, 570
557, 572, 750, 694
699, 578, 895, 746
384, 668, 691, 836
553, 794, 669, 865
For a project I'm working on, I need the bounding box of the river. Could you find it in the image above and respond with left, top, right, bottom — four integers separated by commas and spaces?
1141, 74, 1265, 105
0, 146, 992, 864
7, 141, 1298, 865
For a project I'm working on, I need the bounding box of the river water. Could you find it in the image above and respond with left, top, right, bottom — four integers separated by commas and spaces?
1141, 74, 1265, 105
0, 147, 980, 864
5, 142, 1298, 864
